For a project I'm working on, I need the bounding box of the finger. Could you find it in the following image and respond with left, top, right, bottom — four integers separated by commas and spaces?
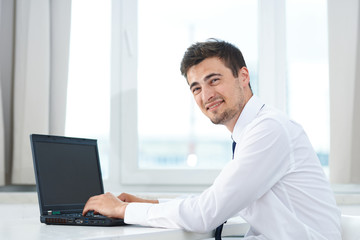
118, 193, 129, 202
83, 201, 93, 216
82, 195, 101, 215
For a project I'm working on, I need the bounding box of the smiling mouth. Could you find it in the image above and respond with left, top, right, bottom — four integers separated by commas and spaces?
206, 100, 224, 111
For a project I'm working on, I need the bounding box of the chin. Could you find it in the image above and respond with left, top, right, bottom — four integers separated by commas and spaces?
210, 116, 226, 125
209, 109, 237, 125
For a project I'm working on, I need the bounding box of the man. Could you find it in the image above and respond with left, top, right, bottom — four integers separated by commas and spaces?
83, 39, 341, 239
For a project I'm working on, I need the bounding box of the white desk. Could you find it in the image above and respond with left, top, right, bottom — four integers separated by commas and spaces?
1, 204, 249, 240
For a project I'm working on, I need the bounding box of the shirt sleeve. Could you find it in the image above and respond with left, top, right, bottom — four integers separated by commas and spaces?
124, 118, 292, 233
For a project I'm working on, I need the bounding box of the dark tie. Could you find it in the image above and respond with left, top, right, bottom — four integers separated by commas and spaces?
215, 141, 236, 240
232, 140, 236, 159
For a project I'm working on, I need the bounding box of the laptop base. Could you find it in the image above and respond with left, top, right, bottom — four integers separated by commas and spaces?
41, 215, 125, 226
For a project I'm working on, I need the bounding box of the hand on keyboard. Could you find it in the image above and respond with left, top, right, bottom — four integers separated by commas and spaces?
85, 211, 105, 218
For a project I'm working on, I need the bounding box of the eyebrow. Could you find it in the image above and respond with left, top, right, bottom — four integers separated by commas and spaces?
189, 73, 222, 90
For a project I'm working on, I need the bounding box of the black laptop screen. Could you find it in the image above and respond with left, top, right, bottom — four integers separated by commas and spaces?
33, 140, 103, 207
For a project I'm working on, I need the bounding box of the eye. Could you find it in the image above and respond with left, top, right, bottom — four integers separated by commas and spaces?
211, 78, 220, 84
192, 87, 201, 95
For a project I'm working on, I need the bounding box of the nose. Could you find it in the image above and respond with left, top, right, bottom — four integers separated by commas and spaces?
201, 86, 215, 103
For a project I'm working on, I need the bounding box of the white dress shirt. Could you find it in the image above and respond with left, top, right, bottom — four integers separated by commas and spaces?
125, 95, 341, 240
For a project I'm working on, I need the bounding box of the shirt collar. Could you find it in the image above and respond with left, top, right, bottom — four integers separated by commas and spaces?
231, 95, 265, 143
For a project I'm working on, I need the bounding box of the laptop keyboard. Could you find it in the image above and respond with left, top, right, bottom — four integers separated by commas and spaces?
84, 211, 106, 218
63, 213, 82, 217
63, 212, 106, 218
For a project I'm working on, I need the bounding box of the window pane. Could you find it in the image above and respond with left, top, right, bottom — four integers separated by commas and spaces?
286, 0, 329, 172
137, 0, 258, 169
65, 0, 111, 178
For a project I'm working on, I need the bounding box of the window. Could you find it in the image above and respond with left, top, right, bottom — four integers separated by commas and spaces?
286, 0, 330, 175
137, 0, 258, 170
65, 0, 111, 178
116, 0, 259, 185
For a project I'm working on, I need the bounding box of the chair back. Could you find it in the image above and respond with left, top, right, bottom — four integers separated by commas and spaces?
341, 214, 360, 240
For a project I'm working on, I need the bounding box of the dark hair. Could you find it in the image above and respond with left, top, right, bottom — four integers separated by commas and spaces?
180, 39, 247, 79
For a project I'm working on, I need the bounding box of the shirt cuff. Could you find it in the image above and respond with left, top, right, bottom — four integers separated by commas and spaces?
124, 202, 153, 226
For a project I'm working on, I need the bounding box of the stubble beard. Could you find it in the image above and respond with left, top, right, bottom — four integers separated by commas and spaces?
209, 107, 239, 125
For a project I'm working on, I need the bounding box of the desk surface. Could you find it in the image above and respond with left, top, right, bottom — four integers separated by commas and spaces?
1, 204, 249, 240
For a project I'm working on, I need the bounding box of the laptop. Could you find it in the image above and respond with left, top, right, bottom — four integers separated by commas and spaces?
30, 134, 125, 226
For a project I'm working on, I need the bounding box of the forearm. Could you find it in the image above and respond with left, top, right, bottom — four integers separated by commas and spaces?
124, 190, 225, 232
118, 192, 159, 204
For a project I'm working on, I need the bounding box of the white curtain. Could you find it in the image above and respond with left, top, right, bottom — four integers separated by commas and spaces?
0, 79, 4, 186
11, 0, 71, 184
328, 0, 360, 183
0, 1, 4, 186
0, 0, 15, 186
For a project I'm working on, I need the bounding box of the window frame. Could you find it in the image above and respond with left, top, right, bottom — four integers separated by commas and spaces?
107, 0, 288, 187
109, 0, 354, 191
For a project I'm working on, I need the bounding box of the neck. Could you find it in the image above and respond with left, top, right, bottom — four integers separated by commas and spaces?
226, 92, 253, 133
225, 112, 241, 133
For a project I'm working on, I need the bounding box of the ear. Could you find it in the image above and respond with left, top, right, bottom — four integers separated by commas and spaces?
237, 67, 250, 87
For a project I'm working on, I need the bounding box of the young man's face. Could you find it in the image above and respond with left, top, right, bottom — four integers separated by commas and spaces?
187, 57, 252, 132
